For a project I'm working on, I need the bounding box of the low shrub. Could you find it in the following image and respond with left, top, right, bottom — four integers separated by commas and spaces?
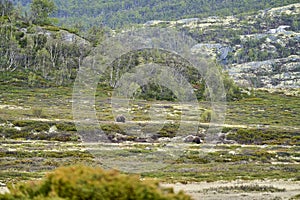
290, 194, 300, 200
0, 165, 191, 200
32, 108, 43, 118
56, 122, 76, 131
158, 123, 179, 137
200, 109, 215, 123
226, 128, 300, 145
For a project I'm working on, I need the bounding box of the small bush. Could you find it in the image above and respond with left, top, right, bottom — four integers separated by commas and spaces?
290, 194, 300, 200
0, 165, 191, 200
226, 128, 300, 145
32, 108, 43, 118
44, 25, 60, 32
158, 123, 179, 137
0, 127, 23, 138
56, 122, 76, 131
200, 109, 215, 123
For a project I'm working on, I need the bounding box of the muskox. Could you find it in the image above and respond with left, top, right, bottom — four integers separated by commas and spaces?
116, 115, 126, 123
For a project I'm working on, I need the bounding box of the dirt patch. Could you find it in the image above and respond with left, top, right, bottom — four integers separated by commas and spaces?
162, 180, 300, 200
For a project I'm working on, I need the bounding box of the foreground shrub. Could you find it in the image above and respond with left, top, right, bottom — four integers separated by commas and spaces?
0, 165, 191, 200
200, 109, 215, 123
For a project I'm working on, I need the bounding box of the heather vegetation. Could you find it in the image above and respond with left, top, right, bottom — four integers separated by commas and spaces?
0, 165, 191, 200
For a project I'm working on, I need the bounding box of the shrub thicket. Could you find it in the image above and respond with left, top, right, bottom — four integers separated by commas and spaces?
0, 165, 192, 200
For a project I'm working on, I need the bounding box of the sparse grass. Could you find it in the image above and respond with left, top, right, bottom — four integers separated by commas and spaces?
0, 139, 299, 184
0, 140, 96, 183
32, 107, 43, 118
0, 85, 299, 185
225, 90, 300, 127
142, 162, 300, 183
290, 194, 300, 200
204, 184, 286, 193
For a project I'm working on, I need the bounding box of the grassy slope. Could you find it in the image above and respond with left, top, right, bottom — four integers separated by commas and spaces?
1, 0, 299, 188
0, 83, 299, 183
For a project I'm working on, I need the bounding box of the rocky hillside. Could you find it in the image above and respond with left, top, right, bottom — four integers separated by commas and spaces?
2, 1, 299, 90
145, 3, 300, 89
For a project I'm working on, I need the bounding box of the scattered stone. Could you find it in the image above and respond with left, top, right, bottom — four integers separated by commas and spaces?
158, 137, 172, 143
145, 137, 156, 143
0, 182, 9, 194
223, 139, 237, 144
49, 125, 58, 133
217, 133, 226, 141
108, 133, 134, 143
7, 122, 14, 128
14, 126, 21, 131
145, 147, 151, 150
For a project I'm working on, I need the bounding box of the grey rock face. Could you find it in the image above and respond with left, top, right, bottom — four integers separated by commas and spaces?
228, 56, 300, 88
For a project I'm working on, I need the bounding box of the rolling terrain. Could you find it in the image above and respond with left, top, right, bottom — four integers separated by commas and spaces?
1, 1, 300, 199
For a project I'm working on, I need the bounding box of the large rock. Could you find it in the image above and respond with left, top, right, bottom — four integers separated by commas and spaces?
49, 125, 58, 133
228, 56, 300, 88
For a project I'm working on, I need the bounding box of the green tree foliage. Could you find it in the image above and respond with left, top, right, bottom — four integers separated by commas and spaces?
0, 2, 91, 87
86, 25, 105, 47
30, 0, 56, 25
0, 0, 14, 17
103, 49, 244, 101
0, 165, 192, 200
11, 0, 300, 29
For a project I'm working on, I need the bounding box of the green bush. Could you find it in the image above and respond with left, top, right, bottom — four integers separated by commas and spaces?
32, 108, 43, 118
44, 25, 60, 32
0, 127, 23, 138
0, 165, 191, 200
56, 122, 76, 131
158, 123, 179, 137
200, 109, 215, 123
290, 194, 300, 200
226, 128, 300, 145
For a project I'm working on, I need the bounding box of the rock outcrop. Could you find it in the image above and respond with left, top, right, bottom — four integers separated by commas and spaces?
228, 56, 300, 88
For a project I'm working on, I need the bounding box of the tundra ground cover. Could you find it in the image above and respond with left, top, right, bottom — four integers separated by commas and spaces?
0, 85, 299, 199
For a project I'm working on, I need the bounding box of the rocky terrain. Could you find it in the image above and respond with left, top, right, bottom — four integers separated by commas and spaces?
145, 3, 300, 89
229, 55, 300, 88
